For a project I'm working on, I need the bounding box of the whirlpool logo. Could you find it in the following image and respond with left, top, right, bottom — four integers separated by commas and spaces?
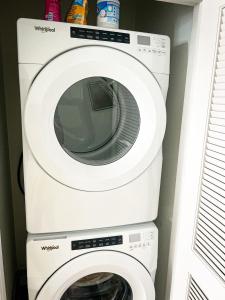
41, 245, 59, 251
34, 26, 56, 33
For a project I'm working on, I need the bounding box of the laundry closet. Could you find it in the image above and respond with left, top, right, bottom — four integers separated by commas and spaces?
0, 0, 224, 299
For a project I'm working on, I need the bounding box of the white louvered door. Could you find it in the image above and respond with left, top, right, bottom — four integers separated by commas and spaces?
167, 1, 225, 299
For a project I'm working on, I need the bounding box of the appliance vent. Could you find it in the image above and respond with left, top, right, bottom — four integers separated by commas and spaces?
187, 277, 208, 300
194, 7, 225, 281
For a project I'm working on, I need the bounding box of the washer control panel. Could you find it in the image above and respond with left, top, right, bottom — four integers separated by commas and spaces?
72, 235, 123, 250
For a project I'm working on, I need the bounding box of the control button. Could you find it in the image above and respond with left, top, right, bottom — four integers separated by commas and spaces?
77, 34, 86, 38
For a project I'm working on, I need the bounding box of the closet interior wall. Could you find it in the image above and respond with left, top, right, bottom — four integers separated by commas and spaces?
0, 1, 193, 299
134, 2, 193, 300
0, 33, 16, 300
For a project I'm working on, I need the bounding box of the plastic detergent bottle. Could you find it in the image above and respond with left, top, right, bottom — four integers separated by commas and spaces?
97, 0, 120, 29
66, 0, 88, 25
45, 0, 61, 21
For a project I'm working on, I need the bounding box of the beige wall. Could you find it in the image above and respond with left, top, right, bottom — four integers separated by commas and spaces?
0, 42, 16, 299
135, 2, 193, 300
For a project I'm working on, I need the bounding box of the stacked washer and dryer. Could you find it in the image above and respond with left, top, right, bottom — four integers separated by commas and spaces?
17, 18, 170, 300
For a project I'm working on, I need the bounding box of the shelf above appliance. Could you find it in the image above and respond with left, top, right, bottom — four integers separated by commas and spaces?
155, 0, 202, 6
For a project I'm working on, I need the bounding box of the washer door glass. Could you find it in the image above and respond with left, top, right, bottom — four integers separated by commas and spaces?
54, 77, 140, 166
60, 272, 133, 299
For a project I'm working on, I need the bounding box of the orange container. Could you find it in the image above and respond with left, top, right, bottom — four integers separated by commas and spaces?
66, 0, 88, 25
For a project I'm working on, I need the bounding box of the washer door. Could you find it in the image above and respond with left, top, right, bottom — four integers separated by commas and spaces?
36, 251, 155, 299
25, 46, 166, 191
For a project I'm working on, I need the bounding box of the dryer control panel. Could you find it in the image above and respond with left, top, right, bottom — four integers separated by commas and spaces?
71, 27, 130, 44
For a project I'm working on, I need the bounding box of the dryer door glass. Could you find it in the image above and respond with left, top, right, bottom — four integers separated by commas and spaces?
60, 272, 133, 299
54, 77, 140, 166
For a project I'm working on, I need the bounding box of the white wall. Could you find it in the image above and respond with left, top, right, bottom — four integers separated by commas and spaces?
135, 2, 193, 300
0, 42, 16, 300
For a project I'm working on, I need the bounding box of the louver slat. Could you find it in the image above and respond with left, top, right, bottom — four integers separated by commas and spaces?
194, 7, 225, 282
209, 124, 225, 133
205, 156, 225, 171
210, 117, 225, 126
187, 277, 209, 300
208, 129, 225, 139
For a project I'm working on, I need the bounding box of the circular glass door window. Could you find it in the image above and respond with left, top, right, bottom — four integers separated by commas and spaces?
54, 77, 140, 166
60, 272, 133, 299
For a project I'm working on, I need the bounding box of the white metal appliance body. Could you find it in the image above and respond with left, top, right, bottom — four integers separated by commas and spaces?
17, 19, 170, 234
27, 223, 158, 300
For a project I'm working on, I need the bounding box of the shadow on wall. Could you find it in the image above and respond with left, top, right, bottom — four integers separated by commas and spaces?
0, 41, 16, 300
155, 42, 189, 300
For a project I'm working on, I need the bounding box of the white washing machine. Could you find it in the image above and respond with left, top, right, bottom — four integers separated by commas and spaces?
17, 18, 170, 234
27, 222, 158, 300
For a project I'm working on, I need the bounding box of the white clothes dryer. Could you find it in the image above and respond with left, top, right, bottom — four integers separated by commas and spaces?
17, 19, 170, 234
27, 222, 158, 300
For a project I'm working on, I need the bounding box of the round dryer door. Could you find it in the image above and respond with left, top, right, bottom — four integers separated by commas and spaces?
25, 46, 166, 191
36, 251, 155, 299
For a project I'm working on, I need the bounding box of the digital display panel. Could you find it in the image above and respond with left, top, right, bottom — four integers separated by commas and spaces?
137, 35, 151, 46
